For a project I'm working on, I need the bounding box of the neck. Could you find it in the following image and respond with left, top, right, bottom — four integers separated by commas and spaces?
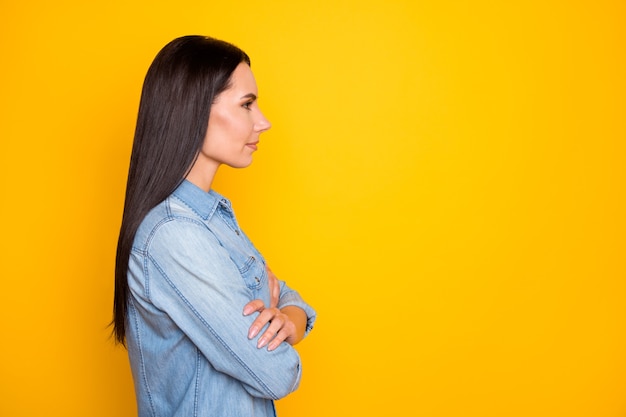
185, 161, 220, 192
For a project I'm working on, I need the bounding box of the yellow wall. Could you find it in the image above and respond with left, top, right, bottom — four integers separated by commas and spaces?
1, 1, 624, 416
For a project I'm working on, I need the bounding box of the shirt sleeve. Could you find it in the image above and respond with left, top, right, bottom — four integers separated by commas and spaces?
277, 281, 317, 337
143, 218, 303, 400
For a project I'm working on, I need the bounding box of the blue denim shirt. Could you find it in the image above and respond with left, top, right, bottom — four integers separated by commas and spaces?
126, 180, 316, 417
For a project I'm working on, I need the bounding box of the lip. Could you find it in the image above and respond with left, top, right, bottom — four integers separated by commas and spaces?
246, 141, 259, 151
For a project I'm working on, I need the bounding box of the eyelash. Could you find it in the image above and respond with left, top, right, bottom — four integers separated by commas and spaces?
242, 101, 253, 110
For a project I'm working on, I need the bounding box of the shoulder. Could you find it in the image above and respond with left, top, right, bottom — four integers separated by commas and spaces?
132, 196, 212, 255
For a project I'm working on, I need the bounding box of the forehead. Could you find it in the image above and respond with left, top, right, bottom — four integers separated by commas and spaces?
227, 63, 258, 93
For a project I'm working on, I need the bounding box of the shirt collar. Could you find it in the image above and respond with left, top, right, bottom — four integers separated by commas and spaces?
172, 179, 229, 220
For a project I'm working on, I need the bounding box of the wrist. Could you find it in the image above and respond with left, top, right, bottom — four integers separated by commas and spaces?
280, 306, 307, 345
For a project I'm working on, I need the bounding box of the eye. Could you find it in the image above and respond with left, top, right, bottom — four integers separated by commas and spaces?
242, 100, 253, 110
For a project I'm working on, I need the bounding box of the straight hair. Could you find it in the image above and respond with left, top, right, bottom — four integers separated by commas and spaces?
113, 35, 250, 344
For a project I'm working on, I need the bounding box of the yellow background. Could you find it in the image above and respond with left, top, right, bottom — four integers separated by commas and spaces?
1, 1, 625, 416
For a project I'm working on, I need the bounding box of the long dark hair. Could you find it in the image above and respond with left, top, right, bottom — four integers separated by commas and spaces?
113, 35, 250, 344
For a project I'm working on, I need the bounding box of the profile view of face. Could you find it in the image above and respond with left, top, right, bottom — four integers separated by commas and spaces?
199, 63, 272, 170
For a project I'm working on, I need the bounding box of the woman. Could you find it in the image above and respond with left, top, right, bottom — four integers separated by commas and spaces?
113, 35, 316, 417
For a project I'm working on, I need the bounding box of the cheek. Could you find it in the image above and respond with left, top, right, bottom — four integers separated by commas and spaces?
223, 119, 252, 146
204, 109, 252, 152
204, 114, 231, 145
216, 112, 245, 137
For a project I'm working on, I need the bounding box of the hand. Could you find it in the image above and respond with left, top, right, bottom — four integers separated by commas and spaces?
243, 304, 299, 351
242, 266, 299, 351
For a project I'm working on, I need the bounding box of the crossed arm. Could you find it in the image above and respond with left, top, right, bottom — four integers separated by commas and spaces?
243, 266, 308, 351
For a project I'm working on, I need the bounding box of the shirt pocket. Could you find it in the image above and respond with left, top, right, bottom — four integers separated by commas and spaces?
236, 254, 266, 291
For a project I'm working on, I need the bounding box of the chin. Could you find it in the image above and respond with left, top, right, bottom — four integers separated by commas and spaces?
227, 159, 254, 169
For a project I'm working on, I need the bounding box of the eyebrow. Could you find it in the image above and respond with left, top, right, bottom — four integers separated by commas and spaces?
240, 93, 257, 101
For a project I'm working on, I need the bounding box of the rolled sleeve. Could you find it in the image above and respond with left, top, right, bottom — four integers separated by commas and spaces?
277, 282, 317, 337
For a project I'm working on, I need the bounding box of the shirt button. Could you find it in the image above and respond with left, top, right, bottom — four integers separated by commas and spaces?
235, 230, 240, 235
255, 277, 260, 283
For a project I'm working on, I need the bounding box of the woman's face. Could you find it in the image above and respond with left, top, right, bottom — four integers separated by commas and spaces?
195, 63, 271, 173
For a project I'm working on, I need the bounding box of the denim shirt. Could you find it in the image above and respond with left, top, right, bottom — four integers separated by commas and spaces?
126, 180, 316, 417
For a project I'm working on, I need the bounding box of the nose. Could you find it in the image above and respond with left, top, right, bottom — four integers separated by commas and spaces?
255, 109, 271, 133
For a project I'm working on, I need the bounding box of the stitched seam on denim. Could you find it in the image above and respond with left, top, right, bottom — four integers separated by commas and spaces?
238, 255, 256, 274
289, 361, 302, 393
141, 215, 175, 301
172, 214, 263, 294
129, 298, 157, 417
171, 193, 215, 220
194, 348, 200, 417
169, 197, 262, 291
148, 254, 280, 400
216, 207, 240, 234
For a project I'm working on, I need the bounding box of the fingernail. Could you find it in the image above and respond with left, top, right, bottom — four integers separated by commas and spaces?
248, 327, 258, 339
243, 306, 252, 315
257, 337, 267, 348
